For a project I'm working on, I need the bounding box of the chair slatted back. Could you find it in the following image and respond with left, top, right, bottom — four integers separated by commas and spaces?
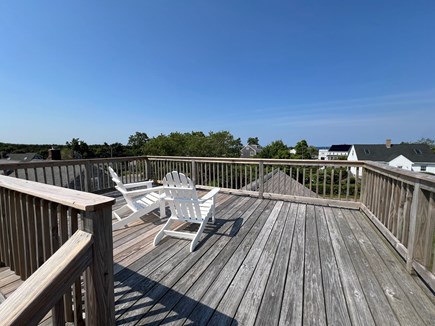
163, 171, 203, 220
108, 166, 137, 209
108, 167, 127, 191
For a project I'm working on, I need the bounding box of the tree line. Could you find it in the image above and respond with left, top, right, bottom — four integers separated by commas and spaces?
4, 131, 431, 161
0, 131, 244, 159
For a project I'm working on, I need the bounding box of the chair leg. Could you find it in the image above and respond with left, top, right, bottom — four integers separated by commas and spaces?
190, 220, 208, 252
112, 209, 148, 231
211, 198, 216, 224
112, 205, 131, 222
159, 199, 166, 219
211, 206, 216, 224
154, 218, 175, 246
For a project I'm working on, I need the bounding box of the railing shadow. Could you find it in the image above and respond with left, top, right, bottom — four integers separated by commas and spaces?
114, 268, 238, 325
113, 216, 243, 325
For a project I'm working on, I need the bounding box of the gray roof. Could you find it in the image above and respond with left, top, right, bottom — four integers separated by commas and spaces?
353, 144, 435, 163
243, 169, 319, 197
240, 144, 263, 158
3, 153, 44, 162
329, 144, 352, 152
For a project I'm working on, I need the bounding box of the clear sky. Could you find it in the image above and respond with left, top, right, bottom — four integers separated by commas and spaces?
1, 1, 434, 147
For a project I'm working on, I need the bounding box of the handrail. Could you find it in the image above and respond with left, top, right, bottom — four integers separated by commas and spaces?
0, 174, 114, 211
0, 230, 93, 325
0, 175, 116, 324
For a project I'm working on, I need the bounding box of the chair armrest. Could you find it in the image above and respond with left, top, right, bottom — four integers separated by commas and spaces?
124, 180, 153, 189
199, 188, 220, 202
122, 186, 164, 198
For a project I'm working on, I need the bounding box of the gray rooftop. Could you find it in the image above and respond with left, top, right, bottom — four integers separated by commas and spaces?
353, 143, 435, 163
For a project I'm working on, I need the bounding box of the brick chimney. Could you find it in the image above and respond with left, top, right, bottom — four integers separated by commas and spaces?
48, 147, 61, 160
386, 139, 392, 149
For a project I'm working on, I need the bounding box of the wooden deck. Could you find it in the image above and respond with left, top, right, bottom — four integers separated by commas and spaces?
1, 191, 435, 325
111, 192, 435, 325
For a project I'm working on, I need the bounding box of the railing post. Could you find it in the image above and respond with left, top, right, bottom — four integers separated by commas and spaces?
259, 161, 264, 199
145, 158, 151, 180
191, 160, 196, 184
81, 205, 115, 325
83, 161, 92, 193
406, 181, 420, 274
361, 166, 367, 204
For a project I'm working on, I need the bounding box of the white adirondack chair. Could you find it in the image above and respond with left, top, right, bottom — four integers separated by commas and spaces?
108, 166, 165, 231
154, 171, 220, 252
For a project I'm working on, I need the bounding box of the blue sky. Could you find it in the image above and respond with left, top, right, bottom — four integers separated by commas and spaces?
1, 1, 434, 147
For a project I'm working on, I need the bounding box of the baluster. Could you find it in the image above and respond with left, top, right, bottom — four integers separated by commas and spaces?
338, 168, 343, 200
330, 167, 335, 198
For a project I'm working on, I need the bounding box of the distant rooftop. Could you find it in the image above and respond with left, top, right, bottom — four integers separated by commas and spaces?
0, 153, 44, 164
353, 143, 435, 163
328, 144, 352, 152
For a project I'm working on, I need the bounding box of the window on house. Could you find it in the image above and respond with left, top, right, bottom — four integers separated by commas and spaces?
414, 149, 423, 155
421, 165, 427, 171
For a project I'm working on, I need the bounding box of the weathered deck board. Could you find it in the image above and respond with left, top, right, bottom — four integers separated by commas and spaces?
316, 206, 351, 326
231, 201, 285, 325
324, 206, 376, 326
1, 191, 434, 325
303, 204, 326, 325
254, 202, 294, 326
334, 208, 400, 325
350, 209, 435, 326
342, 209, 425, 325
279, 203, 306, 325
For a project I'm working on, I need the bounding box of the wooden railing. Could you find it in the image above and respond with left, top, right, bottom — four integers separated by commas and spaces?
0, 157, 150, 193
1, 155, 434, 291
147, 156, 364, 205
361, 161, 435, 290
0, 175, 115, 325
0, 157, 363, 202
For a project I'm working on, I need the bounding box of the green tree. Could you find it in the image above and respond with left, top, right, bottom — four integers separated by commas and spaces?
207, 131, 243, 157
293, 139, 318, 159
257, 140, 291, 159
247, 137, 259, 146
127, 131, 149, 155
64, 138, 93, 159
142, 131, 242, 157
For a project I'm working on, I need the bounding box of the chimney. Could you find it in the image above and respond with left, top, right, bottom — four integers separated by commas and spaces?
48, 147, 61, 160
386, 139, 392, 149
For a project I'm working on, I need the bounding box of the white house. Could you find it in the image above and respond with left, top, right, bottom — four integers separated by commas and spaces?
348, 140, 435, 175
318, 148, 329, 160
317, 144, 351, 160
